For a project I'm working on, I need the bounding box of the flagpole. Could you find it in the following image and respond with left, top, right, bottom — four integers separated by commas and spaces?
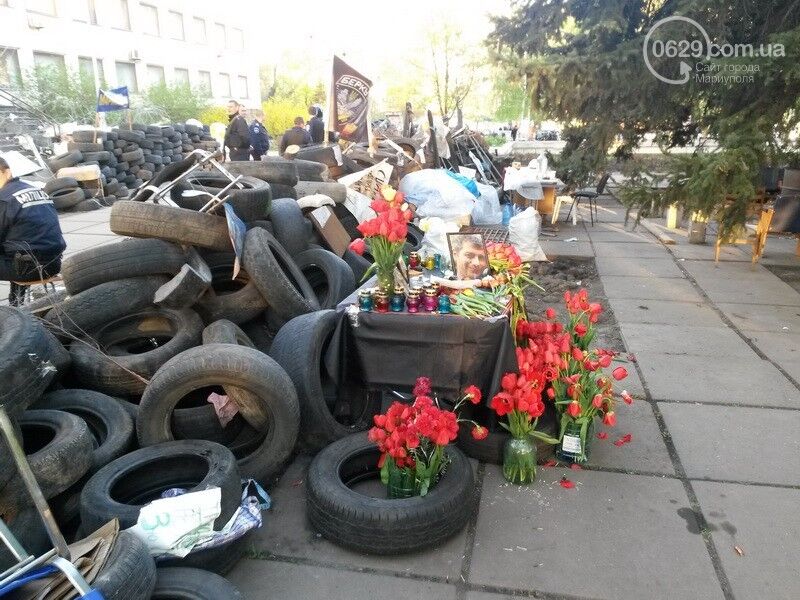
324, 55, 334, 145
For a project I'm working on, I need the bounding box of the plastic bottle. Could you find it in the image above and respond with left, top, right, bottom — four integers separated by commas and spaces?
502, 203, 514, 225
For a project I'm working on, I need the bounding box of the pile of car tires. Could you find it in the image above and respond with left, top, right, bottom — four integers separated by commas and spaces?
45, 123, 220, 212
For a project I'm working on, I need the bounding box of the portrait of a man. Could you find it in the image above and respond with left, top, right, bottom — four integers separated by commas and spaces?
448, 233, 489, 280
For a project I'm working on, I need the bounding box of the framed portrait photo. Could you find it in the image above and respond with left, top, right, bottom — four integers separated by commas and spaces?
447, 232, 489, 280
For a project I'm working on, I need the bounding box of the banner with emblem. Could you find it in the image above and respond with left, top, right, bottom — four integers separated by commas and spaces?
331, 56, 372, 143
96, 86, 130, 112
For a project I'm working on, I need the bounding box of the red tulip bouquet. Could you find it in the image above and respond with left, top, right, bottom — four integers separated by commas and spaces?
484, 242, 542, 338
368, 377, 485, 498
355, 185, 413, 292
516, 289, 631, 463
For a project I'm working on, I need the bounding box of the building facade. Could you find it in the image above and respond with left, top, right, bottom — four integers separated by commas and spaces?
0, 0, 261, 107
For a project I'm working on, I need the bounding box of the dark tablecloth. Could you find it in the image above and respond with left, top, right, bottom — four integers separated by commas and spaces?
325, 308, 518, 402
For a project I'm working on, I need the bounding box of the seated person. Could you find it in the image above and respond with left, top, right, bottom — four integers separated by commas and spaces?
0, 157, 66, 305
279, 117, 312, 155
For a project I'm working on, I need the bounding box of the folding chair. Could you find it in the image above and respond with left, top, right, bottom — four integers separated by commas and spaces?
565, 173, 610, 226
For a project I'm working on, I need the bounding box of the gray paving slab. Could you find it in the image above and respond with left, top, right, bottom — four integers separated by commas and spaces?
619, 323, 756, 358
681, 260, 800, 306
62, 233, 117, 255
600, 275, 704, 302
58, 220, 101, 233
592, 242, 670, 258
668, 244, 748, 261
228, 560, 457, 600
608, 298, 725, 326
69, 222, 115, 236
741, 331, 800, 373
238, 456, 469, 579
586, 229, 653, 243
595, 257, 685, 278
693, 481, 800, 600
636, 352, 800, 408
470, 467, 723, 600
659, 403, 800, 485
580, 399, 675, 475
718, 303, 800, 333
539, 241, 594, 257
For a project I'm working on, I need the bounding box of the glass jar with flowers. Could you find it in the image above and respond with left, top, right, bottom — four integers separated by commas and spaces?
368, 377, 487, 498
353, 185, 413, 294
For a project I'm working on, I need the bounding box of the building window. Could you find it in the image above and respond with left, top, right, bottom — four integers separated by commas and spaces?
238, 75, 248, 98
167, 10, 184, 40
192, 17, 206, 43
33, 51, 65, 71
78, 56, 95, 79
74, 0, 97, 24
0, 48, 21, 87
174, 68, 190, 87
147, 64, 165, 86
141, 3, 159, 36
230, 27, 244, 51
27, 0, 56, 16
214, 23, 226, 48
219, 73, 231, 97
110, 0, 130, 30
115, 61, 137, 92
198, 70, 212, 96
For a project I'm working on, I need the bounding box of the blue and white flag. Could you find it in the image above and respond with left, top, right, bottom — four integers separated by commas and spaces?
96, 86, 130, 112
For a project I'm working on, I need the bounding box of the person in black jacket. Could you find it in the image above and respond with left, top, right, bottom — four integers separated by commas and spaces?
224, 99, 251, 161
0, 157, 66, 305
279, 117, 312, 155
308, 105, 324, 144
249, 109, 270, 161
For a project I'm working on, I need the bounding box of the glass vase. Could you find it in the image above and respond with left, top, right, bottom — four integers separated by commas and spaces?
376, 267, 395, 294
502, 436, 537, 484
556, 420, 594, 464
386, 463, 417, 499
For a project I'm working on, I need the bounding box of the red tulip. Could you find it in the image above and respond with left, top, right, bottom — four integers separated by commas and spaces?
471, 425, 489, 440
596, 432, 608, 440
612, 366, 628, 381
464, 385, 482, 405
348, 238, 366, 255
592, 394, 603, 408
545, 307, 556, 320
567, 401, 581, 418
574, 322, 588, 336
603, 411, 616, 426
501, 373, 517, 392
621, 390, 633, 405
559, 478, 575, 489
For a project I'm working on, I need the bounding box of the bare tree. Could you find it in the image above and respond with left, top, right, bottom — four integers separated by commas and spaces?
428, 27, 476, 124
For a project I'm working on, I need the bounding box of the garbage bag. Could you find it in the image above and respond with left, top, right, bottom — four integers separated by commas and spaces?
509, 206, 547, 261
444, 170, 480, 198
418, 217, 460, 265
399, 169, 475, 220
472, 183, 502, 225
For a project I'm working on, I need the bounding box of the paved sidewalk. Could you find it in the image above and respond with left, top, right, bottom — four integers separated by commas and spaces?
6, 201, 800, 599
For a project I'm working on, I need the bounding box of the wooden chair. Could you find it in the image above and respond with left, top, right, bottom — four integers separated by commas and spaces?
714, 204, 774, 263
9, 275, 61, 307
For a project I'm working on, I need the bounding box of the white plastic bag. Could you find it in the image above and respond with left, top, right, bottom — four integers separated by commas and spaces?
472, 183, 502, 225
418, 217, 460, 262
399, 169, 475, 220
509, 207, 547, 262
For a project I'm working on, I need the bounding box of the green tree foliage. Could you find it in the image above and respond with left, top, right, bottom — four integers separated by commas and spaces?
262, 98, 307, 138
22, 65, 97, 124
490, 0, 800, 235
142, 82, 210, 123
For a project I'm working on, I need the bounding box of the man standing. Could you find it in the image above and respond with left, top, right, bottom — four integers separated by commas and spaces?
224, 99, 251, 161
249, 109, 270, 161
0, 157, 66, 305
308, 105, 324, 144
279, 117, 312, 155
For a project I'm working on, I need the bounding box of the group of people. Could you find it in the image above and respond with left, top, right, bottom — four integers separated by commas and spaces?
223, 99, 326, 161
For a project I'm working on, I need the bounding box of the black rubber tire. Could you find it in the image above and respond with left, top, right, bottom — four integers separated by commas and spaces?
307, 432, 476, 554
34, 389, 134, 473
456, 402, 558, 464
0, 507, 50, 571
68, 141, 103, 152
0, 307, 57, 417
269, 184, 298, 199
70, 198, 104, 212
268, 198, 308, 256
171, 185, 271, 223
130, 156, 198, 202
0, 410, 93, 509
293, 248, 356, 309
224, 160, 299, 187
61, 238, 187, 295
117, 129, 146, 142
80, 440, 241, 534
111, 201, 232, 251
194, 252, 268, 325
82, 151, 114, 163
47, 151, 83, 171
202, 319, 255, 347
45, 276, 170, 337
44, 177, 79, 194
331, 203, 361, 240
239, 317, 273, 355
155, 531, 250, 575
50, 187, 85, 210
91, 530, 157, 600
294, 144, 340, 167
70, 308, 204, 396
122, 148, 145, 162
42, 326, 71, 377
72, 130, 102, 143
137, 344, 300, 485
151, 567, 243, 598
270, 311, 381, 450
405, 223, 425, 251
243, 228, 319, 323
342, 248, 373, 282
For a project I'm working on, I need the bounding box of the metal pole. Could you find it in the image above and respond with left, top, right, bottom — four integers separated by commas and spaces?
427, 110, 439, 168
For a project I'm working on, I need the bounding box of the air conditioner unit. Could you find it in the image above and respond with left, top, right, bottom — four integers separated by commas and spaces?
27, 14, 46, 29
129, 49, 141, 62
